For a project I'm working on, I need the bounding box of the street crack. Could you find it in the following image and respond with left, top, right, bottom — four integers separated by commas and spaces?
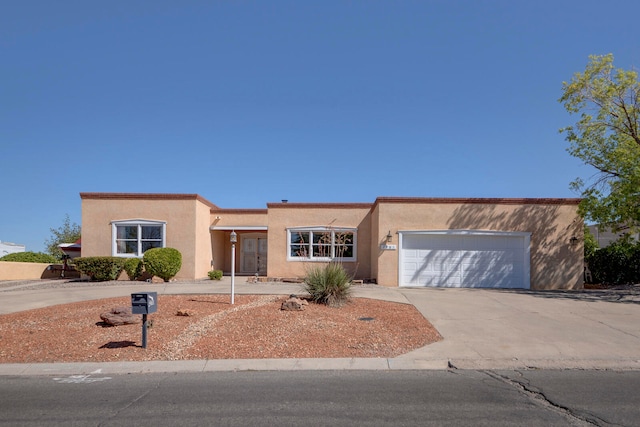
483, 370, 617, 426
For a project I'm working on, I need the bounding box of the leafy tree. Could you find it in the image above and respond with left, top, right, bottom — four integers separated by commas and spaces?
559, 54, 640, 231
583, 226, 599, 259
44, 214, 81, 261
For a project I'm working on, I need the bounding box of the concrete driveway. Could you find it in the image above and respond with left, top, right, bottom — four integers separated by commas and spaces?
395, 287, 640, 370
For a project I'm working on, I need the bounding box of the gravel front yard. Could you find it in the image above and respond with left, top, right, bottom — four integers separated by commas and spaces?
0, 293, 441, 363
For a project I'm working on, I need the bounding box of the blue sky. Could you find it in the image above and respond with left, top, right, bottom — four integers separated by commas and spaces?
2, 0, 640, 252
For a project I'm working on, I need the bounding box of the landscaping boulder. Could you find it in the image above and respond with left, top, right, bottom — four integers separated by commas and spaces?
281, 295, 308, 311
100, 307, 140, 326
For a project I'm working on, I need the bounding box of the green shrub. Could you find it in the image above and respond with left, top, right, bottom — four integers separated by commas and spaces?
208, 269, 223, 280
587, 237, 640, 284
124, 258, 144, 280
143, 247, 182, 282
303, 262, 352, 307
0, 251, 58, 263
74, 257, 126, 281
583, 226, 599, 259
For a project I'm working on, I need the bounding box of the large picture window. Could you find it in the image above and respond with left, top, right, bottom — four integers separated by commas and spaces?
287, 227, 356, 261
111, 220, 166, 257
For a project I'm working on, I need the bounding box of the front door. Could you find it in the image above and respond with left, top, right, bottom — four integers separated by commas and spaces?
241, 234, 268, 275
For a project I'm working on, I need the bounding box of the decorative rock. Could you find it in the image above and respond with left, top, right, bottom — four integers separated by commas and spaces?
100, 307, 140, 326
281, 296, 308, 311
176, 309, 195, 316
151, 276, 165, 284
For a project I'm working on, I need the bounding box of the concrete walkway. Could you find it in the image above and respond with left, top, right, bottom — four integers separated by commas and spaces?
1, 278, 639, 375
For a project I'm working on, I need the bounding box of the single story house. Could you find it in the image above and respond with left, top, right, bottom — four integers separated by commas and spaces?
587, 224, 639, 248
80, 193, 584, 290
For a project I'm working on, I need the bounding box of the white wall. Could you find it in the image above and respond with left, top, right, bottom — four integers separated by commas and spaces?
0, 241, 26, 257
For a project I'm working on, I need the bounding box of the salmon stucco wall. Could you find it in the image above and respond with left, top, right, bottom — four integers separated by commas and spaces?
0, 262, 66, 280
80, 193, 583, 289
369, 205, 382, 285
265, 203, 372, 280
371, 198, 583, 290
210, 209, 268, 274
80, 193, 217, 280
194, 199, 215, 278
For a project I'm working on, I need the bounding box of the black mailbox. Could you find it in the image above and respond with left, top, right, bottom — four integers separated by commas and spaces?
131, 292, 158, 314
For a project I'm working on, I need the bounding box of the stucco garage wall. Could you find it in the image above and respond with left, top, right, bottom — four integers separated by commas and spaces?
80, 193, 216, 280
369, 203, 382, 281
266, 203, 372, 280
372, 198, 583, 290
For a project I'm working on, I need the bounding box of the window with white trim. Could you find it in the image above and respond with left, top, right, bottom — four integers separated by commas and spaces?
287, 228, 356, 261
111, 220, 166, 257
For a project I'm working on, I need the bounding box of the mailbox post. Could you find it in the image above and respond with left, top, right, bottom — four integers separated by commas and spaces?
131, 292, 157, 348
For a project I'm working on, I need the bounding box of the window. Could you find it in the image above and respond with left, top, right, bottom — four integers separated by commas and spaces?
287, 227, 356, 261
111, 220, 166, 257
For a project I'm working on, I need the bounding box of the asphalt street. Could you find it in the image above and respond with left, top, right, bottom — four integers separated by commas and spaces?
1, 370, 639, 426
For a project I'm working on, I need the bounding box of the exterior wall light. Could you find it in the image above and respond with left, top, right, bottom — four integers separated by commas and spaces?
386, 231, 393, 243
569, 236, 579, 246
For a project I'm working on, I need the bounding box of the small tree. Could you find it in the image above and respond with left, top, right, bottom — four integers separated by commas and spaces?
44, 214, 81, 261
559, 54, 640, 231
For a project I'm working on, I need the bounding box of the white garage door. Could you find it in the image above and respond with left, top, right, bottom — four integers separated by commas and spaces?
399, 231, 530, 289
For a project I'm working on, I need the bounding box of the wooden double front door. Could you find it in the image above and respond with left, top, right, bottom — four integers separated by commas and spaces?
240, 234, 267, 275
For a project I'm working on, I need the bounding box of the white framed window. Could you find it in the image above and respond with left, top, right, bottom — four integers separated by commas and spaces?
111, 220, 166, 257
287, 227, 356, 261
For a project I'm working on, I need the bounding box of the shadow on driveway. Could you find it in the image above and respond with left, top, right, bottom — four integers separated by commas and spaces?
498, 285, 640, 304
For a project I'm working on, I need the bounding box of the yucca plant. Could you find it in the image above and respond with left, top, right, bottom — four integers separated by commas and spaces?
303, 262, 352, 307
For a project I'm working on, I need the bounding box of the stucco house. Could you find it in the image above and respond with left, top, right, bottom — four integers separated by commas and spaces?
80, 193, 583, 290
587, 224, 639, 248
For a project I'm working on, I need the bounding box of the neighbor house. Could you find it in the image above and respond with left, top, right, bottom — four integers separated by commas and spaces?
80, 193, 583, 290
0, 241, 26, 257
587, 224, 639, 248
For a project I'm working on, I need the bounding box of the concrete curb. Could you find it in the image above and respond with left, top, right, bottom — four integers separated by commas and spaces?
4, 357, 640, 377
0, 358, 451, 376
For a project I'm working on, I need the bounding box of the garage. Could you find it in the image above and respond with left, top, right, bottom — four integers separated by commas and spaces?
399, 231, 530, 289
